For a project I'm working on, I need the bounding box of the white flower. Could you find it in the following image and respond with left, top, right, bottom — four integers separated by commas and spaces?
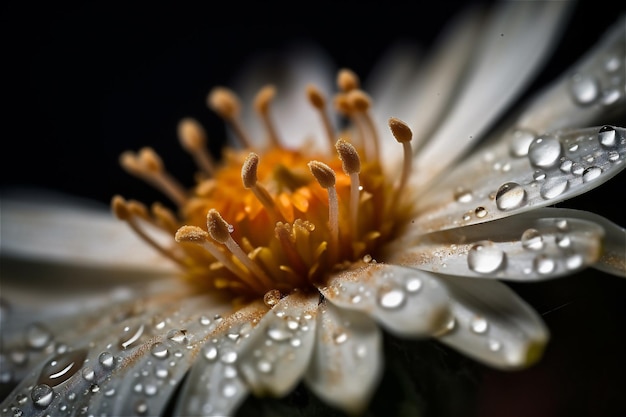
1, 2, 625, 417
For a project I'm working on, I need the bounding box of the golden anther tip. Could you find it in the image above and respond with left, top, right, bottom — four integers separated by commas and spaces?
388, 117, 413, 143
206, 208, 232, 243
127, 199, 149, 219
337, 68, 360, 92
178, 118, 206, 151
306, 84, 325, 109
241, 152, 259, 188
308, 160, 336, 188
111, 195, 130, 220
138, 147, 163, 172
207, 86, 240, 119
175, 225, 209, 243
348, 90, 371, 112
254, 85, 276, 115
335, 139, 361, 174
333, 94, 352, 115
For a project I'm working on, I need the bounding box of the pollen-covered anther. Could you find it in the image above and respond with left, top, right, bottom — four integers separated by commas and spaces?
306, 84, 336, 150
337, 68, 360, 92
308, 161, 339, 258
177, 117, 215, 175
175, 225, 209, 243
241, 153, 283, 221
308, 161, 336, 188
207, 86, 252, 148
388, 117, 414, 205
335, 139, 361, 235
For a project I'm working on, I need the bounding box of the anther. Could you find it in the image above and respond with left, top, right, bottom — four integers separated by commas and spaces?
254, 85, 281, 147
206, 209, 274, 289
177, 118, 215, 176
306, 84, 336, 151
388, 117, 414, 205
335, 139, 361, 235
337, 68, 360, 92
241, 153, 283, 221
308, 161, 339, 257
207, 87, 253, 148
348, 90, 380, 163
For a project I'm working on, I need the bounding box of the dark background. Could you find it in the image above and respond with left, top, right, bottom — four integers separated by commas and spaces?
2, 1, 626, 416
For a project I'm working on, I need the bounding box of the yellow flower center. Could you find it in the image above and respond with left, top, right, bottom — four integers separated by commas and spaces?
112, 69, 415, 306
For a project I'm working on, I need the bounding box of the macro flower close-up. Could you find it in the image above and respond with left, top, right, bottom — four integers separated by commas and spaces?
1, 1, 625, 417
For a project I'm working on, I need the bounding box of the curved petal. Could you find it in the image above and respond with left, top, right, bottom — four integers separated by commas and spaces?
235, 292, 318, 397
412, 1, 573, 192
387, 209, 604, 282
437, 275, 549, 370
173, 301, 268, 417
304, 299, 383, 415
318, 263, 452, 337
411, 126, 626, 235
0, 189, 178, 275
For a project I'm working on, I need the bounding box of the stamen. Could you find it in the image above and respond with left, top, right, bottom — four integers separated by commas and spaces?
337, 68, 360, 92
112, 195, 186, 267
241, 152, 283, 221
347, 90, 380, 163
206, 209, 274, 289
388, 117, 413, 205
306, 84, 336, 151
335, 139, 361, 236
207, 87, 252, 148
119, 147, 188, 207
274, 223, 309, 284
175, 225, 265, 293
308, 161, 339, 257
254, 85, 281, 147
177, 118, 215, 176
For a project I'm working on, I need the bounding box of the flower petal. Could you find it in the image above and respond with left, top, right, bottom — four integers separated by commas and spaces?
173, 301, 268, 417
318, 263, 452, 337
411, 126, 626, 234
437, 275, 549, 370
304, 299, 383, 415
236, 291, 318, 397
387, 208, 604, 281
412, 1, 573, 191
0, 189, 178, 274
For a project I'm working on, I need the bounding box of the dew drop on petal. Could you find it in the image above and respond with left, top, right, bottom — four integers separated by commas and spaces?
333, 332, 348, 345
488, 339, 502, 352
555, 233, 572, 249
509, 129, 536, 157
38, 349, 87, 387
540, 177, 569, 199
377, 287, 406, 309
25, 323, 52, 350
521, 229, 544, 251
570, 74, 599, 105
202, 345, 218, 362
167, 329, 189, 345
559, 160, 572, 173
534, 254, 556, 275
98, 352, 115, 369
528, 136, 562, 168
150, 343, 169, 360
598, 125, 618, 147
566, 254, 584, 270
582, 166, 602, 183
475, 207, 487, 218
31, 384, 54, 409
405, 277, 422, 293
454, 188, 473, 203
533, 170, 546, 181
571, 162, 585, 175
467, 241, 506, 274
495, 182, 527, 211
608, 151, 620, 162
82, 367, 95, 382
220, 349, 238, 364
257, 359, 273, 374
470, 317, 489, 334
119, 323, 145, 350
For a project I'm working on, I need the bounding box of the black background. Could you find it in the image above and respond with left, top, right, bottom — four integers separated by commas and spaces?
2, 1, 626, 416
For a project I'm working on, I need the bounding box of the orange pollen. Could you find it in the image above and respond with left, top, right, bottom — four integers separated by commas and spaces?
115, 69, 415, 302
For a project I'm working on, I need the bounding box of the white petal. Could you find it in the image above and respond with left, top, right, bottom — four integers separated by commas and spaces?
0, 189, 178, 274
236, 292, 318, 397
411, 126, 626, 234
387, 209, 604, 281
318, 263, 452, 337
437, 275, 549, 370
412, 1, 572, 192
304, 299, 383, 415
173, 301, 268, 417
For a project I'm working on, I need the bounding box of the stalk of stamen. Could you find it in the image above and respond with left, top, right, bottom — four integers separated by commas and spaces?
177, 118, 215, 176
274, 223, 310, 286
335, 139, 361, 237
241, 152, 284, 222
207, 87, 253, 148
112, 195, 186, 267
206, 209, 275, 290
388, 117, 413, 207
348, 90, 380, 164
306, 84, 336, 152
254, 85, 282, 148
119, 148, 188, 207
175, 225, 265, 293
308, 161, 339, 262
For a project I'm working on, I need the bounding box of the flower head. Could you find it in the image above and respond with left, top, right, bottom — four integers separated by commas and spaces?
1, 2, 625, 417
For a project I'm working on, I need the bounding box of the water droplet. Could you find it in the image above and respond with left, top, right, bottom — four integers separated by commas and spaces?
98, 352, 115, 369
203, 345, 218, 362
555, 233, 571, 249
566, 254, 583, 270
405, 277, 422, 293
533, 170, 546, 181
120, 323, 145, 350
454, 188, 473, 203
221, 382, 237, 398
38, 349, 87, 387
167, 329, 189, 345
199, 316, 212, 326
582, 166, 602, 183
220, 350, 238, 364
257, 359, 273, 374
540, 177, 569, 199
559, 160, 572, 173
521, 229, 544, 251
104, 387, 116, 397
377, 287, 406, 309
267, 327, 292, 342
351, 294, 362, 304
470, 317, 489, 334
495, 182, 526, 211
608, 151, 620, 162
570, 74, 599, 105
150, 343, 169, 359
467, 241, 506, 274
333, 332, 348, 345
509, 129, 536, 157
534, 255, 556, 275
571, 162, 585, 175
488, 339, 502, 352
144, 382, 158, 397
528, 136, 562, 168
263, 289, 281, 308
568, 143, 579, 153
475, 207, 487, 218
135, 400, 148, 416
605, 55, 620, 72
31, 384, 54, 408
601, 88, 621, 106
598, 126, 618, 147
25, 323, 52, 350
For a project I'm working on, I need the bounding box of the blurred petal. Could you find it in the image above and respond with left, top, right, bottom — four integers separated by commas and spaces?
411, 126, 626, 234
387, 209, 604, 281
304, 299, 382, 415
437, 275, 549, 370
318, 263, 452, 337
